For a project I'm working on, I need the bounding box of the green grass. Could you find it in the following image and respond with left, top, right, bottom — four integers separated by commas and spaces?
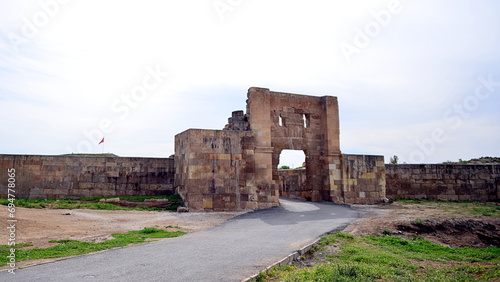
0, 194, 182, 212
256, 233, 500, 281
74, 194, 182, 202
397, 199, 500, 217
0, 227, 185, 265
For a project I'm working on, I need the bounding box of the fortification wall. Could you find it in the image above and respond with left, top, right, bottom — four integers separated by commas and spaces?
3, 154, 498, 204
0, 155, 175, 199
386, 164, 500, 201
341, 154, 386, 204
278, 154, 387, 204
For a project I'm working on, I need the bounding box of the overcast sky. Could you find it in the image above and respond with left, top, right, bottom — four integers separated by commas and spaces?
1, 0, 499, 166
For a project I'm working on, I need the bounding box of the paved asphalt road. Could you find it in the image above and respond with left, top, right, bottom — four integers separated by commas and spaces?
2, 199, 358, 281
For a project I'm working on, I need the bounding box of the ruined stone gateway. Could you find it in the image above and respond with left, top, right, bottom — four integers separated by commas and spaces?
3, 87, 496, 209
174, 87, 387, 211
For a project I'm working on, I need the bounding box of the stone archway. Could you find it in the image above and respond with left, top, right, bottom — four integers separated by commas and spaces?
275, 149, 309, 200
249, 88, 342, 203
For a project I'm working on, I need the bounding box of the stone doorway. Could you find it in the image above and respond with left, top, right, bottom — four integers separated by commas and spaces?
276, 150, 308, 200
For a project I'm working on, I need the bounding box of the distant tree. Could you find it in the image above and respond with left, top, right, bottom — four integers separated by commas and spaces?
279, 165, 291, 170
389, 155, 399, 164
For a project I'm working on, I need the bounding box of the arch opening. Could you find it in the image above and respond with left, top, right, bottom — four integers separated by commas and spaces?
277, 150, 309, 200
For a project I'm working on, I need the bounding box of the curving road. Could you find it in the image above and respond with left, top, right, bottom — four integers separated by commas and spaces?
1, 198, 358, 281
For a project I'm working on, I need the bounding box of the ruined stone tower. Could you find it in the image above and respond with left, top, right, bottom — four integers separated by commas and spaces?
174, 87, 386, 211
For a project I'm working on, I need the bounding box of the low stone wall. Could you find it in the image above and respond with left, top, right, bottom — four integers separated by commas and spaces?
0, 155, 175, 199
278, 154, 387, 204
386, 164, 500, 201
278, 169, 308, 200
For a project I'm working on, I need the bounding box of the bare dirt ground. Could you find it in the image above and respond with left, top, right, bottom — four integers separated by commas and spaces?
0, 206, 245, 270
1, 201, 498, 270
345, 202, 500, 248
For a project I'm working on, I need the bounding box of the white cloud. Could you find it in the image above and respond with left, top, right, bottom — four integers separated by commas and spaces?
0, 0, 499, 163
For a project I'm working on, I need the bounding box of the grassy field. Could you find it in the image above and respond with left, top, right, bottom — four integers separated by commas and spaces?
257, 233, 500, 281
256, 199, 500, 281
0, 194, 182, 212
0, 227, 185, 265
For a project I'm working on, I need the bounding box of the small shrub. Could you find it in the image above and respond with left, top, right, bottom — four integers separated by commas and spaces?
140, 227, 161, 234
413, 218, 424, 225
382, 229, 393, 236
336, 264, 360, 277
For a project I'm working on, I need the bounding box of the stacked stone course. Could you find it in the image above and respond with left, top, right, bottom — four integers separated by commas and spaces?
278, 154, 386, 204
0, 155, 174, 199
386, 164, 499, 201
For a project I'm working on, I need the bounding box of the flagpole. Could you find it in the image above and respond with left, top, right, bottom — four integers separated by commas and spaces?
98, 137, 105, 155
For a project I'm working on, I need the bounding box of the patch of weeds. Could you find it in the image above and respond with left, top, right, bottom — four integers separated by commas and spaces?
0, 243, 33, 253
0, 194, 183, 212
364, 235, 500, 263
1, 198, 56, 209
258, 233, 500, 281
164, 204, 180, 212
137, 227, 161, 234
309, 232, 354, 253
413, 218, 424, 225
382, 229, 393, 236
398, 198, 424, 204
0, 228, 185, 265
255, 265, 297, 282
76, 194, 182, 203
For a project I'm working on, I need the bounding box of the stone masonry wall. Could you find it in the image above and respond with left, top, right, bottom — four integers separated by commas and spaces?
244, 88, 342, 203
278, 154, 387, 204
278, 169, 308, 200
386, 164, 500, 201
341, 154, 386, 204
0, 155, 175, 199
174, 129, 278, 211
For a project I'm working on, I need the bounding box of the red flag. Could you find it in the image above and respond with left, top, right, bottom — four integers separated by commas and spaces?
98, 137, 104, 145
